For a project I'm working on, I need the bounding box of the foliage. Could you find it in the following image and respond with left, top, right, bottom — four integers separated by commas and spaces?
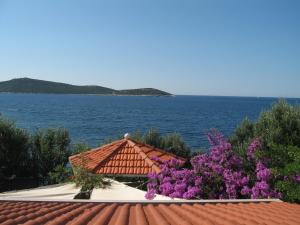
129, 131, 143, 142
261, 144, 300, 202
48, 164, 72, 184
73, 167, 111, 199
161, 133, 190, 158
71, 151, 111, 193
72, 167, 110, 191
232, 99, 300, 147
146, 130, 281, 200
72, 142, 90, 154
142, 129, 162, 148
117, 88, 171, 96
131, 128, 191, 159
256, 100, 300, 146
101, 137, 121, 145
231, 100, 300, 202
0, 116, 72, 186
99, 129, 190, 158
0, 117, 31, 177
30, 128, 71, 180
230, 117, 255, 148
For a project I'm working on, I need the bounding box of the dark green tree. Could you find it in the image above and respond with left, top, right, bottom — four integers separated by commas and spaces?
142, 128, 162, 148
231, 100, 300, 202
230, 117, 255, 148
0, 117, 30, 178
72, 142, 90, 155
256, 100, 300, 146
161, 133, 190, 158
31, 128, 71, 179
129, 131, 143, 143
130, 129, 191, 159
48, 164, 72, 184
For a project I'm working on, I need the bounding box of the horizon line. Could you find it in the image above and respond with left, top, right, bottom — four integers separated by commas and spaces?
1, 77, 300, 99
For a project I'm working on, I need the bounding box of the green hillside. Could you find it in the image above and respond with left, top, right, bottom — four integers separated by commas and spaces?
118, 88, 171, 96
0, 78, 171, 96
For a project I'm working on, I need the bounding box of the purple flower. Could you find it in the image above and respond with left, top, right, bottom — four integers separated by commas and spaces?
241, 186, 251, 196
255, 181, 269, 190
247, 138, 262, 160
160, 182, 174, 195
241, 176, 250, 186
270, 190, 282, 199
207, 129, 225, 146
256, 161, 266, 171
251, 186, 260, 199
195, 177, 203, 186
257, 168, 272, 181
145, 189, 156, 200
255, 160, 272, 184
174, 183, 186, 193
293, 175, 300, 183
145, 130, 280, 200
147, 172, 157, 180
183, 187, 200, 199
169, 191, 182, 198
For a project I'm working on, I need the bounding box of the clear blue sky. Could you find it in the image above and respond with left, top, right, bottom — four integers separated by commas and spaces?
0, 0, 299, 97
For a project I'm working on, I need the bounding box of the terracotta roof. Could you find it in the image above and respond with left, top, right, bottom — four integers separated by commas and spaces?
69, 138, 185, 175
0, 200, 299, 225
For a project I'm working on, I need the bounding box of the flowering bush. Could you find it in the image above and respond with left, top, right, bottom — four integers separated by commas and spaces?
231, 100, 300, 203
146, 130, 281, 200
146, 158, 199, 199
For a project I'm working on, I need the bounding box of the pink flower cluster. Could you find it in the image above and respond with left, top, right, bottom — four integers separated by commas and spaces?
146, 130, 281, 200
146, 158, 199, 200
246, 138, 262, 160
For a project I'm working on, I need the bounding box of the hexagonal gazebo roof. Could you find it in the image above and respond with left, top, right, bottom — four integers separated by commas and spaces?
69, 137, 184, 176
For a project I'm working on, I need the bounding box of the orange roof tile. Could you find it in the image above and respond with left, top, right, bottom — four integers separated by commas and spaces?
0, 200, 299, 225
69, 138, 185, 175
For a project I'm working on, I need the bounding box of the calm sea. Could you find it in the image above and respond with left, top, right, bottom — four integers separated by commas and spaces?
0, 93, 299, 151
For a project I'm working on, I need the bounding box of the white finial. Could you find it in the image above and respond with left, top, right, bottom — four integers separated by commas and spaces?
124, 133, 130, 139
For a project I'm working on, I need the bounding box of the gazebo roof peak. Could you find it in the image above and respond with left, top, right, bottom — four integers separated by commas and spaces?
69, 137, 184, 176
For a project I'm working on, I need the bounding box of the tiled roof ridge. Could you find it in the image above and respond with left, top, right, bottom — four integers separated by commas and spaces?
69, 138, 187, 176
127, 139, 161, 173
69, 139, 127, 172
129, 139, 186, 162
68, 139, 125, 161
91, 139, 129, 172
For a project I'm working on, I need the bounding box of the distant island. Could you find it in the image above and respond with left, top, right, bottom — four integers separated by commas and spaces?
0, 78, 171, 96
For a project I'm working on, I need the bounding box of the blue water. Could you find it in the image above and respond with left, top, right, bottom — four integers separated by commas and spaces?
0, 93, 299, 150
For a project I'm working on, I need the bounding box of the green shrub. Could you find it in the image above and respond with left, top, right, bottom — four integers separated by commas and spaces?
161, 133, 190, 158
72, 142, 90, 154
230, 117, 255, 148
256, 100, 300, 146
0, 117, 31, 178
129, 131, 143, 142
106, 129, 191, 158
231, 100, 300, 202
232, 99, 300, 147
30, 128, 71, 180
264, 144, 300, 203
131, 128, 191, 158
48, 164, 72, 184
71, 152, 111, 193
143, 128, 162, 148
72, 167, 110, 191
